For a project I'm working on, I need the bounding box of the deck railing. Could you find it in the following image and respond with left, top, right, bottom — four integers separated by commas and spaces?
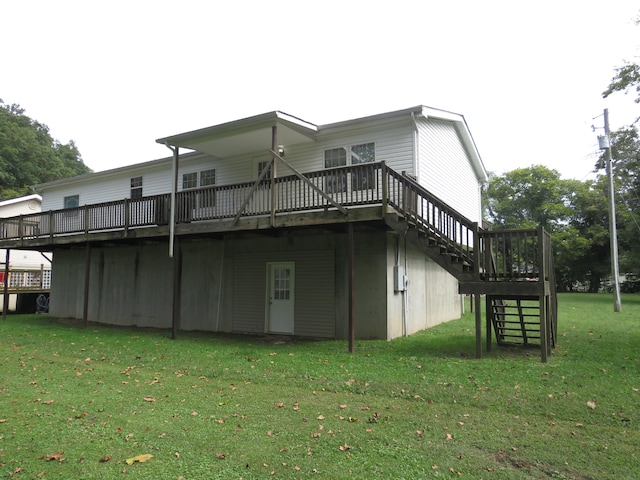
384, 168, 477, 266
0, 163, 386, 241
0, 162, 553, 285
0, 268, 51, 291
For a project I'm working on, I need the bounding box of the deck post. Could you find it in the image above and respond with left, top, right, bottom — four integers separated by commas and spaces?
486, 295, 492, 352
271, 126, 277, 227
83, 243, 91, 328
381, 161, 388, 213
171, 237, 182, 340
168, 145, 180, 257
348, 222, 355, 353
124, 198, 130, 237
2, 249, 9, 320
49, 210, 54, 241
537, 227, 548, 362
475, 294, 482, 358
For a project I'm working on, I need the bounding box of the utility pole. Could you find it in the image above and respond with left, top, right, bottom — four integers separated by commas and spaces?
603, 108, 622, 312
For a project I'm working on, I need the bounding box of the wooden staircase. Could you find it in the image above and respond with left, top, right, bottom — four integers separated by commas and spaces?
382, 168, 558, 362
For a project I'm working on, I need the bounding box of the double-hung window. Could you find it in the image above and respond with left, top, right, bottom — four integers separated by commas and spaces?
182, 172, 198, 190
324, 142, 375, 192
350, 143, 375, 190
182, 169, 216, 209
199, 168, 216, 208
324, 147, 347, 193
130, 176, 143, 199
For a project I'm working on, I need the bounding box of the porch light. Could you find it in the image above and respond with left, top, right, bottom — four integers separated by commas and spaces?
277, 146, 285, 157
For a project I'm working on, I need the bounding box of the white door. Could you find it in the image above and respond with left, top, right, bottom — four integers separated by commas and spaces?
267, 262, 295, 334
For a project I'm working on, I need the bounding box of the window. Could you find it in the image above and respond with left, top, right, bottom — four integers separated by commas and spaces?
130, 176, 143, 199
323, 143, 375, 192
182, 172, 197, 189
324, 147, 347, 193
351, 143, 375, 190
257, 160, 272, 179
273, 267, 291, 300
199, 169, 216, 208
63, 194, 79, 217
199, 169, 216, 187
64, 195, 79, 209
256, 160, 273, 185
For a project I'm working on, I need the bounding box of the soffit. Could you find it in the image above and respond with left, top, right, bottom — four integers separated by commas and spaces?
156, 111, 317, 158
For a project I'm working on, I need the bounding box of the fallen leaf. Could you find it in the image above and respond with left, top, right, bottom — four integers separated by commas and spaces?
144, 397, 156, 403
99, 455, 112, 463
445, 433, 453, 441
38, 452, 65, 462
216, 453, 226, 460
43, 400, 54, 405
587, 401, 597, 409
339, 404, 347, 409
338, 443, 351, 451
125, 454, 153, 465
0, 419, 6, 423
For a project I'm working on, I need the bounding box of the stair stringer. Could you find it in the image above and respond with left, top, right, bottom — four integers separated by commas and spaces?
384, 213, 475, 283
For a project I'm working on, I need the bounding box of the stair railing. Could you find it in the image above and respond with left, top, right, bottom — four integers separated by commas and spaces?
384, 166, 477, 268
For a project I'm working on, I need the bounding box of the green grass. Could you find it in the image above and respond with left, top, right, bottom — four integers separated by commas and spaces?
0, 293, 639, 479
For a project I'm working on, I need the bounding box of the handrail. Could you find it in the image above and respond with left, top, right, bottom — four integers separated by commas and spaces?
0, 162, 556, 287
384, 167, 477, 265
0, 163, 386, 241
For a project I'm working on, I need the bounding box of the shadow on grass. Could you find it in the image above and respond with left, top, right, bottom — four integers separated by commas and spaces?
2, 313, 551, 362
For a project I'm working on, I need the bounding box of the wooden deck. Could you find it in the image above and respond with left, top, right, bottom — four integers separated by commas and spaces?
0, 162, 557, 360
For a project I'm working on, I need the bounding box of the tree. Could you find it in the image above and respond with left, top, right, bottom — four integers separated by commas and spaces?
484, 166, 611, 292
0, 100, 91, 200
484, 165, 573, 232
595, 125, 640, 274
602, 13, 640, 110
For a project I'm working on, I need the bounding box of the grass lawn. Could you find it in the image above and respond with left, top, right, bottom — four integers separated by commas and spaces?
0, 293, 638, 479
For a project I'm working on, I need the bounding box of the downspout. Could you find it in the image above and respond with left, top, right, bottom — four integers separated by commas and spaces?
164, 143, 179, 257
411, 111, 420, 181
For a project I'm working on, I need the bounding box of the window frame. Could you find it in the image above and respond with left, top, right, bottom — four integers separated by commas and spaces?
323, 142, 376, 192
130, 176, 143, 199
182, 172, 198, 190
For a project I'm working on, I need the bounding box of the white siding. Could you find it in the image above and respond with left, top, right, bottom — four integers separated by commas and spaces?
40, 123, 416, 212
416, 118, 482, 223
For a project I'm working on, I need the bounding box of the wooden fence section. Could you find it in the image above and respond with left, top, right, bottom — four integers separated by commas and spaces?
0, 268, 51, 292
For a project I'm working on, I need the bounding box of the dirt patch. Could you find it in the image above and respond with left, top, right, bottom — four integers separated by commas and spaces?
492, 451, 596, 480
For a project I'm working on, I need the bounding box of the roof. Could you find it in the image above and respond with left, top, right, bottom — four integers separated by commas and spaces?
33, 105, 487, 190
156, 111, 318, 158
0, 194, 42, 207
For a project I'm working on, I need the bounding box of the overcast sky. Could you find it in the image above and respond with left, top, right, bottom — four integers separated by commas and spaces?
1, 1, 638, 180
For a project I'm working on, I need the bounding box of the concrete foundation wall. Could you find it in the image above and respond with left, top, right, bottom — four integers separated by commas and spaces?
48, 228, 462, 340
385, 233, 461, 339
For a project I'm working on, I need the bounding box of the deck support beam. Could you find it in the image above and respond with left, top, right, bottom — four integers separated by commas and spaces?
2, 249, 9, 320
348, 222, 355, 353
270, 126, 277, 227
83, 243, 91, 327
475, 293, 482, 358
172, 237, 182, 340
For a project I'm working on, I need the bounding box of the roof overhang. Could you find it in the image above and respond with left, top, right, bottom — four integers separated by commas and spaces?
156, 111, 318, 158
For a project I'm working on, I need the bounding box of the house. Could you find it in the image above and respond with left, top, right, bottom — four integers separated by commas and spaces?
0, 194, 51, 312
0, 106, 557, 360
